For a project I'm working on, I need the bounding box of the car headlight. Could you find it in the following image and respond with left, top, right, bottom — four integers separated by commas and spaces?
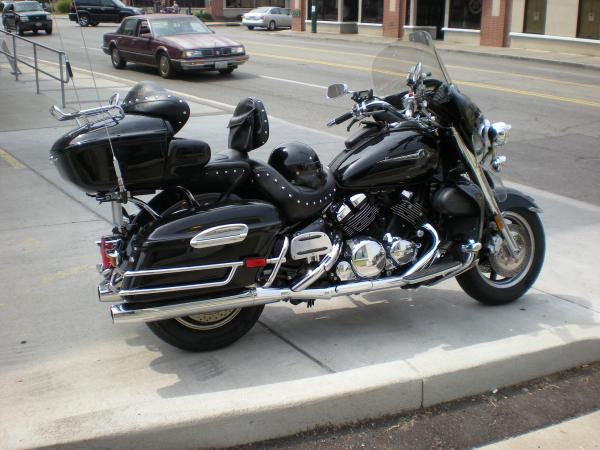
19, 16, 29, 22
231, 46, 244, 54
183, 49, 206, 58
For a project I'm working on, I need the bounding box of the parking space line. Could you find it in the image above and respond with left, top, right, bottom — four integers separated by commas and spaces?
259, 75, 327, 89
0, 148, 25, 169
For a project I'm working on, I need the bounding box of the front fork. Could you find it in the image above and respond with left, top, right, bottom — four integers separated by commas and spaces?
452, 128, 520, 258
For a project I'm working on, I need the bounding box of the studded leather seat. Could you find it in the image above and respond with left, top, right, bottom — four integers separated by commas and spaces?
251, 161, 335, 223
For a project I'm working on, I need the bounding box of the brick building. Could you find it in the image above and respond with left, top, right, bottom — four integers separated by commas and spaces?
203, 0, 600, 55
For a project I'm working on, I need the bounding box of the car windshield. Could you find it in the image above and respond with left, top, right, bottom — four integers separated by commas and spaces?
150, 17, 211, 37
371, 31, 451, 98
15, 1, 43, 11
250, 7, 270, 13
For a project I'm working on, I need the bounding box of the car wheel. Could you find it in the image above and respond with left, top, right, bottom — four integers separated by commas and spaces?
46, 27, 52, 34
268, 20, 276, 31
33, 29, 38, 34
17, 23, 24, 36
111, 46, 126, 69
218, 67, 234, 75
78, 14, 90, 26
158, 53, 173, 79
246, 25, 254, 30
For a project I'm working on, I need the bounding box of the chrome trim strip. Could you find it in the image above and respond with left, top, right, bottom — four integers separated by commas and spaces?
119, 266, 238, 296
263, 237, 289, 289
124, 261, 243, 278
190, 224, 248, 249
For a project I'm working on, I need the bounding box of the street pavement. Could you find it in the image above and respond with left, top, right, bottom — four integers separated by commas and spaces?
0, 39, 599, 449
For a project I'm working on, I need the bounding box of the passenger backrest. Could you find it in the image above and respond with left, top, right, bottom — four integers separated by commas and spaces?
227, 97, 269, 153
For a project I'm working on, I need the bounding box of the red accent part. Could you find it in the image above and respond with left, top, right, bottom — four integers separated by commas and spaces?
244, 257, 267, 268
100, 236, 116, 270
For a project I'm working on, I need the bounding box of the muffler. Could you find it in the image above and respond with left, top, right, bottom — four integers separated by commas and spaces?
110, 255, 471, 324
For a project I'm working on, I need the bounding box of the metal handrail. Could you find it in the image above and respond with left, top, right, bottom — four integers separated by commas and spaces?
0, 29, 70, 107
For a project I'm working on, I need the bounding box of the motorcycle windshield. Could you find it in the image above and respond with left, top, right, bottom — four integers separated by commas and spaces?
372, 31, 451, 98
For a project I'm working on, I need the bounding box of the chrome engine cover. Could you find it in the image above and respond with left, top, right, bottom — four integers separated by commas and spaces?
383, 233, 418, 267
345, 237, 386, 279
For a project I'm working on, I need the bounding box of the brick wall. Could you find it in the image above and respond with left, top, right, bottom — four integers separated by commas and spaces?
383, 0, 406, 38
480, 0, 512, 47
292, 0, 306, 31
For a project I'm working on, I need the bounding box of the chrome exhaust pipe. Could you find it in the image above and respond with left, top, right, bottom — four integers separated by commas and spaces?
111, 254, 473, 324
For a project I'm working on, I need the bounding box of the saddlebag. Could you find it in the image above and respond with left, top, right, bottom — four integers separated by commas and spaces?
119, 199, 282, 303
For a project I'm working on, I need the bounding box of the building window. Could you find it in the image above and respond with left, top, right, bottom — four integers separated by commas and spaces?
306, 0, 338, 20
405, 0, 411, 25
523, 0, 546, 34
343, 0, 358, 21
577, 0, 600, 39
448, 0, 482, 29
361, 0, 383, 23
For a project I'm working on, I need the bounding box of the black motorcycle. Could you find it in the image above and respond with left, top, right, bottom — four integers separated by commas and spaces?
49, 32, 544, 351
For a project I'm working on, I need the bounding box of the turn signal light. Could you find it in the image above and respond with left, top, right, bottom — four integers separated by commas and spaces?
100, 236, 118, 270
244, 257, 267, 268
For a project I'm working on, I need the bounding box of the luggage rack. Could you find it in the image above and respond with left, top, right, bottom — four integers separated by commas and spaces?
50, 93, 125, 127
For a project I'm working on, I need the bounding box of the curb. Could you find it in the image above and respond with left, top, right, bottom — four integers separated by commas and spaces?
25, 330, 600, 448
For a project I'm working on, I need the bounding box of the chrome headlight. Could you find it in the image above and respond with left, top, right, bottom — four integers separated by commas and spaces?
231, 46, 244, 54
490, 122, 512, 147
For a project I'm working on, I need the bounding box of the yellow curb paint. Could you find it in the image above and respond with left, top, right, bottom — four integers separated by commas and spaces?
0, 148, 25, 169
42, 265, 90, 282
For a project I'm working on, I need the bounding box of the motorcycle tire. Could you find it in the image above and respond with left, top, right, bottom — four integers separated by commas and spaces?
146, 305, 265, 352
457, 207, 545, 306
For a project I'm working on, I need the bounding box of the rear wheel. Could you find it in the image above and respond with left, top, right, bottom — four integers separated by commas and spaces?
157, 52, 173, 78
111, 46, 126, 69
457, 208, 545, 305
78, 14, 90, 26
146, 305, 264, 351
46, 27, 52, 34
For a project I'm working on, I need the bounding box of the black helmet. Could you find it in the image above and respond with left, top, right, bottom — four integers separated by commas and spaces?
268, 142, 326, 190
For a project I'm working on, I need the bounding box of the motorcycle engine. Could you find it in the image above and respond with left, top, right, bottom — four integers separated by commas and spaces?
332, 191, 424, 280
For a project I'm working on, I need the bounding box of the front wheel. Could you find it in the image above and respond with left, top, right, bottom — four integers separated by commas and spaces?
78, 14, 90, 26
268, 20, 276, 31
157, 53, 173, 78
146, 305, 264, 351
457, 207, 545, 305
46, 27, 52, 34
111, 46, 126, 69
17, 23, 24, 35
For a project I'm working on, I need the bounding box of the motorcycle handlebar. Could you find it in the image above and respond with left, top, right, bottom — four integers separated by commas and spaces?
327, 111, 354, 127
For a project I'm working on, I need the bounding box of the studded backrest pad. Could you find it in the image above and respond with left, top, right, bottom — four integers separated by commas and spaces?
227, 97, 269, 153
122, 81, 190, 134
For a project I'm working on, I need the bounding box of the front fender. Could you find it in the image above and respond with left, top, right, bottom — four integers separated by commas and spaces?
498, 188, 542, 213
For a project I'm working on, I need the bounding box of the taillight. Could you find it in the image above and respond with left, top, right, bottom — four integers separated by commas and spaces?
99, 236, 118, 270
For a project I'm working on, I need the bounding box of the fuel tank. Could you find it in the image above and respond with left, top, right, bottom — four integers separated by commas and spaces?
329, 125, 439, 189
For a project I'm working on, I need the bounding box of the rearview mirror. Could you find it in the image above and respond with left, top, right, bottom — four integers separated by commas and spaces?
327, 83, 349, 99
109, 93, 121, 106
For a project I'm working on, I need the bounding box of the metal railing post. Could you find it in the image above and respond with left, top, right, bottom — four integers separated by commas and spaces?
33, 44, 39, 94
59, 52, 65, 108
12, 34, 18, 81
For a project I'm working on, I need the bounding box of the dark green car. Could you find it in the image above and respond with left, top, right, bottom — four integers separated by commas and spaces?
2, 1, 52, 35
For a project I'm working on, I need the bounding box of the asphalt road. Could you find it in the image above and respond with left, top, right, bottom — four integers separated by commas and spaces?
12, 19, 600, 205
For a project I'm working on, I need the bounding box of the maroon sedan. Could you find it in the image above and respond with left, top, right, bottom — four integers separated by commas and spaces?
102, 15, 249, 78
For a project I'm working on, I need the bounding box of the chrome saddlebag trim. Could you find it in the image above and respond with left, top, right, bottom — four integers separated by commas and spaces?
189, 223, 248, 249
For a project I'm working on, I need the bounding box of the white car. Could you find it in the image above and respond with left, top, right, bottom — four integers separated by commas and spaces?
242, 7, 291, 31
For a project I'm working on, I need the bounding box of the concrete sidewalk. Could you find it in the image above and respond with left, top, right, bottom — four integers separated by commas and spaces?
0, 58, 599, 449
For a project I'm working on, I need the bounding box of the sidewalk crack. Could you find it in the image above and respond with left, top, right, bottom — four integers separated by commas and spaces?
258, 320, 336, 374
